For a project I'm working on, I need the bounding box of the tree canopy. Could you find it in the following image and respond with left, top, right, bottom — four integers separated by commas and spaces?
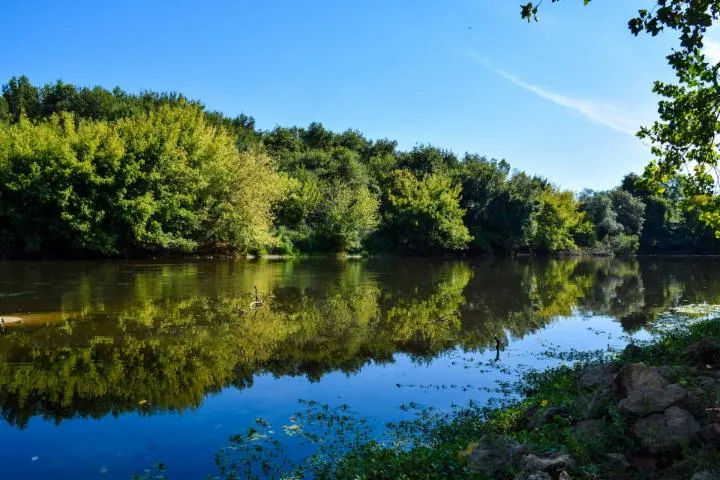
1, 76, 719, 257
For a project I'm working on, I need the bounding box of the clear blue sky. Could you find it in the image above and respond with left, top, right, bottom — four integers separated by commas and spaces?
1, 0, 678, 190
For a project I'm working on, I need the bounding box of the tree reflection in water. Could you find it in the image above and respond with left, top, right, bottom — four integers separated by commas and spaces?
1, 257, 719, 428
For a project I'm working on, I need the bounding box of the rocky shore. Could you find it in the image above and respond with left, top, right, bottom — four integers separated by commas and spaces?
465, 324, 720, 479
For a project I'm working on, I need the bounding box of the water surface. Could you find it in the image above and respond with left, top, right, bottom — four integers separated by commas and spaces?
0, 257, 717, 479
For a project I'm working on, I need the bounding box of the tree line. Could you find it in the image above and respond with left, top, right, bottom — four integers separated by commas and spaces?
0, 76, 718, 257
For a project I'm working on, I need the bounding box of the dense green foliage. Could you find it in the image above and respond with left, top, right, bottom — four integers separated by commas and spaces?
0, 92, 286, 256
1, 76, 719, 257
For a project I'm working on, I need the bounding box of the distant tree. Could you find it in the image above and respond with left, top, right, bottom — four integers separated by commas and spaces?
301, 122, 334, 150
0, 96, 9, 123
385, 169, 472, 253
0, 104, 286, 256
532, 188, 588, 252
457, 156, 516, 252
580, 191, 622, 239
39, 80, 79, 116
610, 189, 646, 236
398, 145, 458, 177
2, 75, 40, 121
482, 172, 543, 252
317, 183, 380, 252
335, 129, 371, 154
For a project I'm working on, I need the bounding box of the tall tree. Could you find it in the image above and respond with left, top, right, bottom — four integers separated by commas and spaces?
2, 75, 40, 121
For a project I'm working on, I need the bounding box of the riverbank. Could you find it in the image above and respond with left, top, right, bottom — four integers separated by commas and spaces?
301, 318, 720, 479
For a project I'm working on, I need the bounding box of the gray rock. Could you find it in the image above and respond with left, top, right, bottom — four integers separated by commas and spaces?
575, 419, 604, 439
691, 471, 720, 480
684, 390, 706, 418
558, 471, 571, 480
632, 406, 701, 454
696, 375, 717, 390
684, 338, 720, 366
525, 473, 552, 480
700, 423, 720, 448
618, 384, 688, 416
659, 472, 688, 480
515, 454, 575, 480
580, 391, 612, 419
615, 362, 668, 398
655, 365, 678, 382
605, 453, 631, 470
578, 364, 615, 390
542, 406, 570, 422
526, 406, 571, 429
628, 454, 658, 473
469, 435, 526, 477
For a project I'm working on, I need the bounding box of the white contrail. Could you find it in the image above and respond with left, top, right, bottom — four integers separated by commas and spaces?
465, 51, 641, 136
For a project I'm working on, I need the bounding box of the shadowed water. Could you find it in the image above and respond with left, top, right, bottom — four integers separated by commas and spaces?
0, 257, 718, 479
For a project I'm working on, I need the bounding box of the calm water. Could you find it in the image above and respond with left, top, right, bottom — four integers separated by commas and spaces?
0, 257, 718, 479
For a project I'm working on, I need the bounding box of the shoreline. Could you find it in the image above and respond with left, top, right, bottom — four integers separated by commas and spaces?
3, 251, 720, 263
310, 317, 720, 479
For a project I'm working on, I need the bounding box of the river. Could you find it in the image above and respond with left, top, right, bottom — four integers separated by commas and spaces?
0, 257, 717, 479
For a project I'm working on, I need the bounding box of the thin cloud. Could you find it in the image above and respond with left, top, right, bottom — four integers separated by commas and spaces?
705, 39, 720, 63
464, 51, 641, 136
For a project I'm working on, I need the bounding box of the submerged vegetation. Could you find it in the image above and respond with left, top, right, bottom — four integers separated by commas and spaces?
2, 77, 720, 258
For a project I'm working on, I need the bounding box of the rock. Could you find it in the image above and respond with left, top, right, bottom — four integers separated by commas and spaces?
578, 364, 615, 390
605, 453, 631, 470
526, 473, 551, 480
655, 365, 678, 383
684, 338, 720, 367
615, 362, 668, 398
525, 473, 552, 480
659, 472, 688, 480
579, 391, 612, 420
632, 406, 701, 454
618, 384, 688, 416
696, 375, 717, 390
557, 471, 571, 480
515, 453, 575, 480
468, 435, 526, 477
692, 470, 720, 480
628, 454, 657, 473
684, 390, 706, 418
574, 419, 604, 439
526, 406, 571, 429
542, 406, 570, 422
700, 423, 720, 448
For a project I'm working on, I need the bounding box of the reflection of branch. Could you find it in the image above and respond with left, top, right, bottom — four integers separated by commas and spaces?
494, 335, 504, 362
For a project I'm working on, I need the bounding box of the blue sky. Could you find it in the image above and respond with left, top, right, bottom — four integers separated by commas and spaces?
0, 0, 688, 190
